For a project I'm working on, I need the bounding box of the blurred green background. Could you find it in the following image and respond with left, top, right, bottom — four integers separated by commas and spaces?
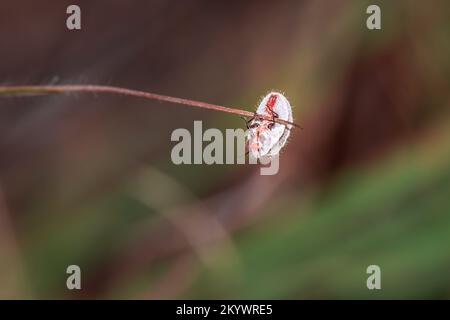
0, 0, 450, 299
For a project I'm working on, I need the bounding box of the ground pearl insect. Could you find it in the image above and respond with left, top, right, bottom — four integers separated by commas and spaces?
246, 92, 293, 159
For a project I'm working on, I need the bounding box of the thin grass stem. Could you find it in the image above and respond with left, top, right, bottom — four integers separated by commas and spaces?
0, 85, 301, 128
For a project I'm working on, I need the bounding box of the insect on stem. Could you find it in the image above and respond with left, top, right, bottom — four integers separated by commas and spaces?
0, 84, 301, 129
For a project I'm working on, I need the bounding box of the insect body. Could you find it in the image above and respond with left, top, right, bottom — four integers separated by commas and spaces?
247, 92, 293, 159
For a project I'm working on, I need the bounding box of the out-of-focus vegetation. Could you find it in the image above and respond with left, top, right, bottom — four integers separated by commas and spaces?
0, 0, 450, 299
187, 120, 450, 299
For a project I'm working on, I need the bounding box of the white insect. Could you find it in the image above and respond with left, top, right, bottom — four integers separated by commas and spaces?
246, 92, 293, 159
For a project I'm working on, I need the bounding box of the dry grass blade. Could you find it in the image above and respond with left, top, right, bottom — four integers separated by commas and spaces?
0, 85, 301, 128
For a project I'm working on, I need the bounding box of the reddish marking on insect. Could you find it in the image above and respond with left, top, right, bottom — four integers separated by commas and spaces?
265, 94, 278, 112
265, 94, 279, 129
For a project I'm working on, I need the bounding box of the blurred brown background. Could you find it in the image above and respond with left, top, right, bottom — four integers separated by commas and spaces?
0, 0, 450, 299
